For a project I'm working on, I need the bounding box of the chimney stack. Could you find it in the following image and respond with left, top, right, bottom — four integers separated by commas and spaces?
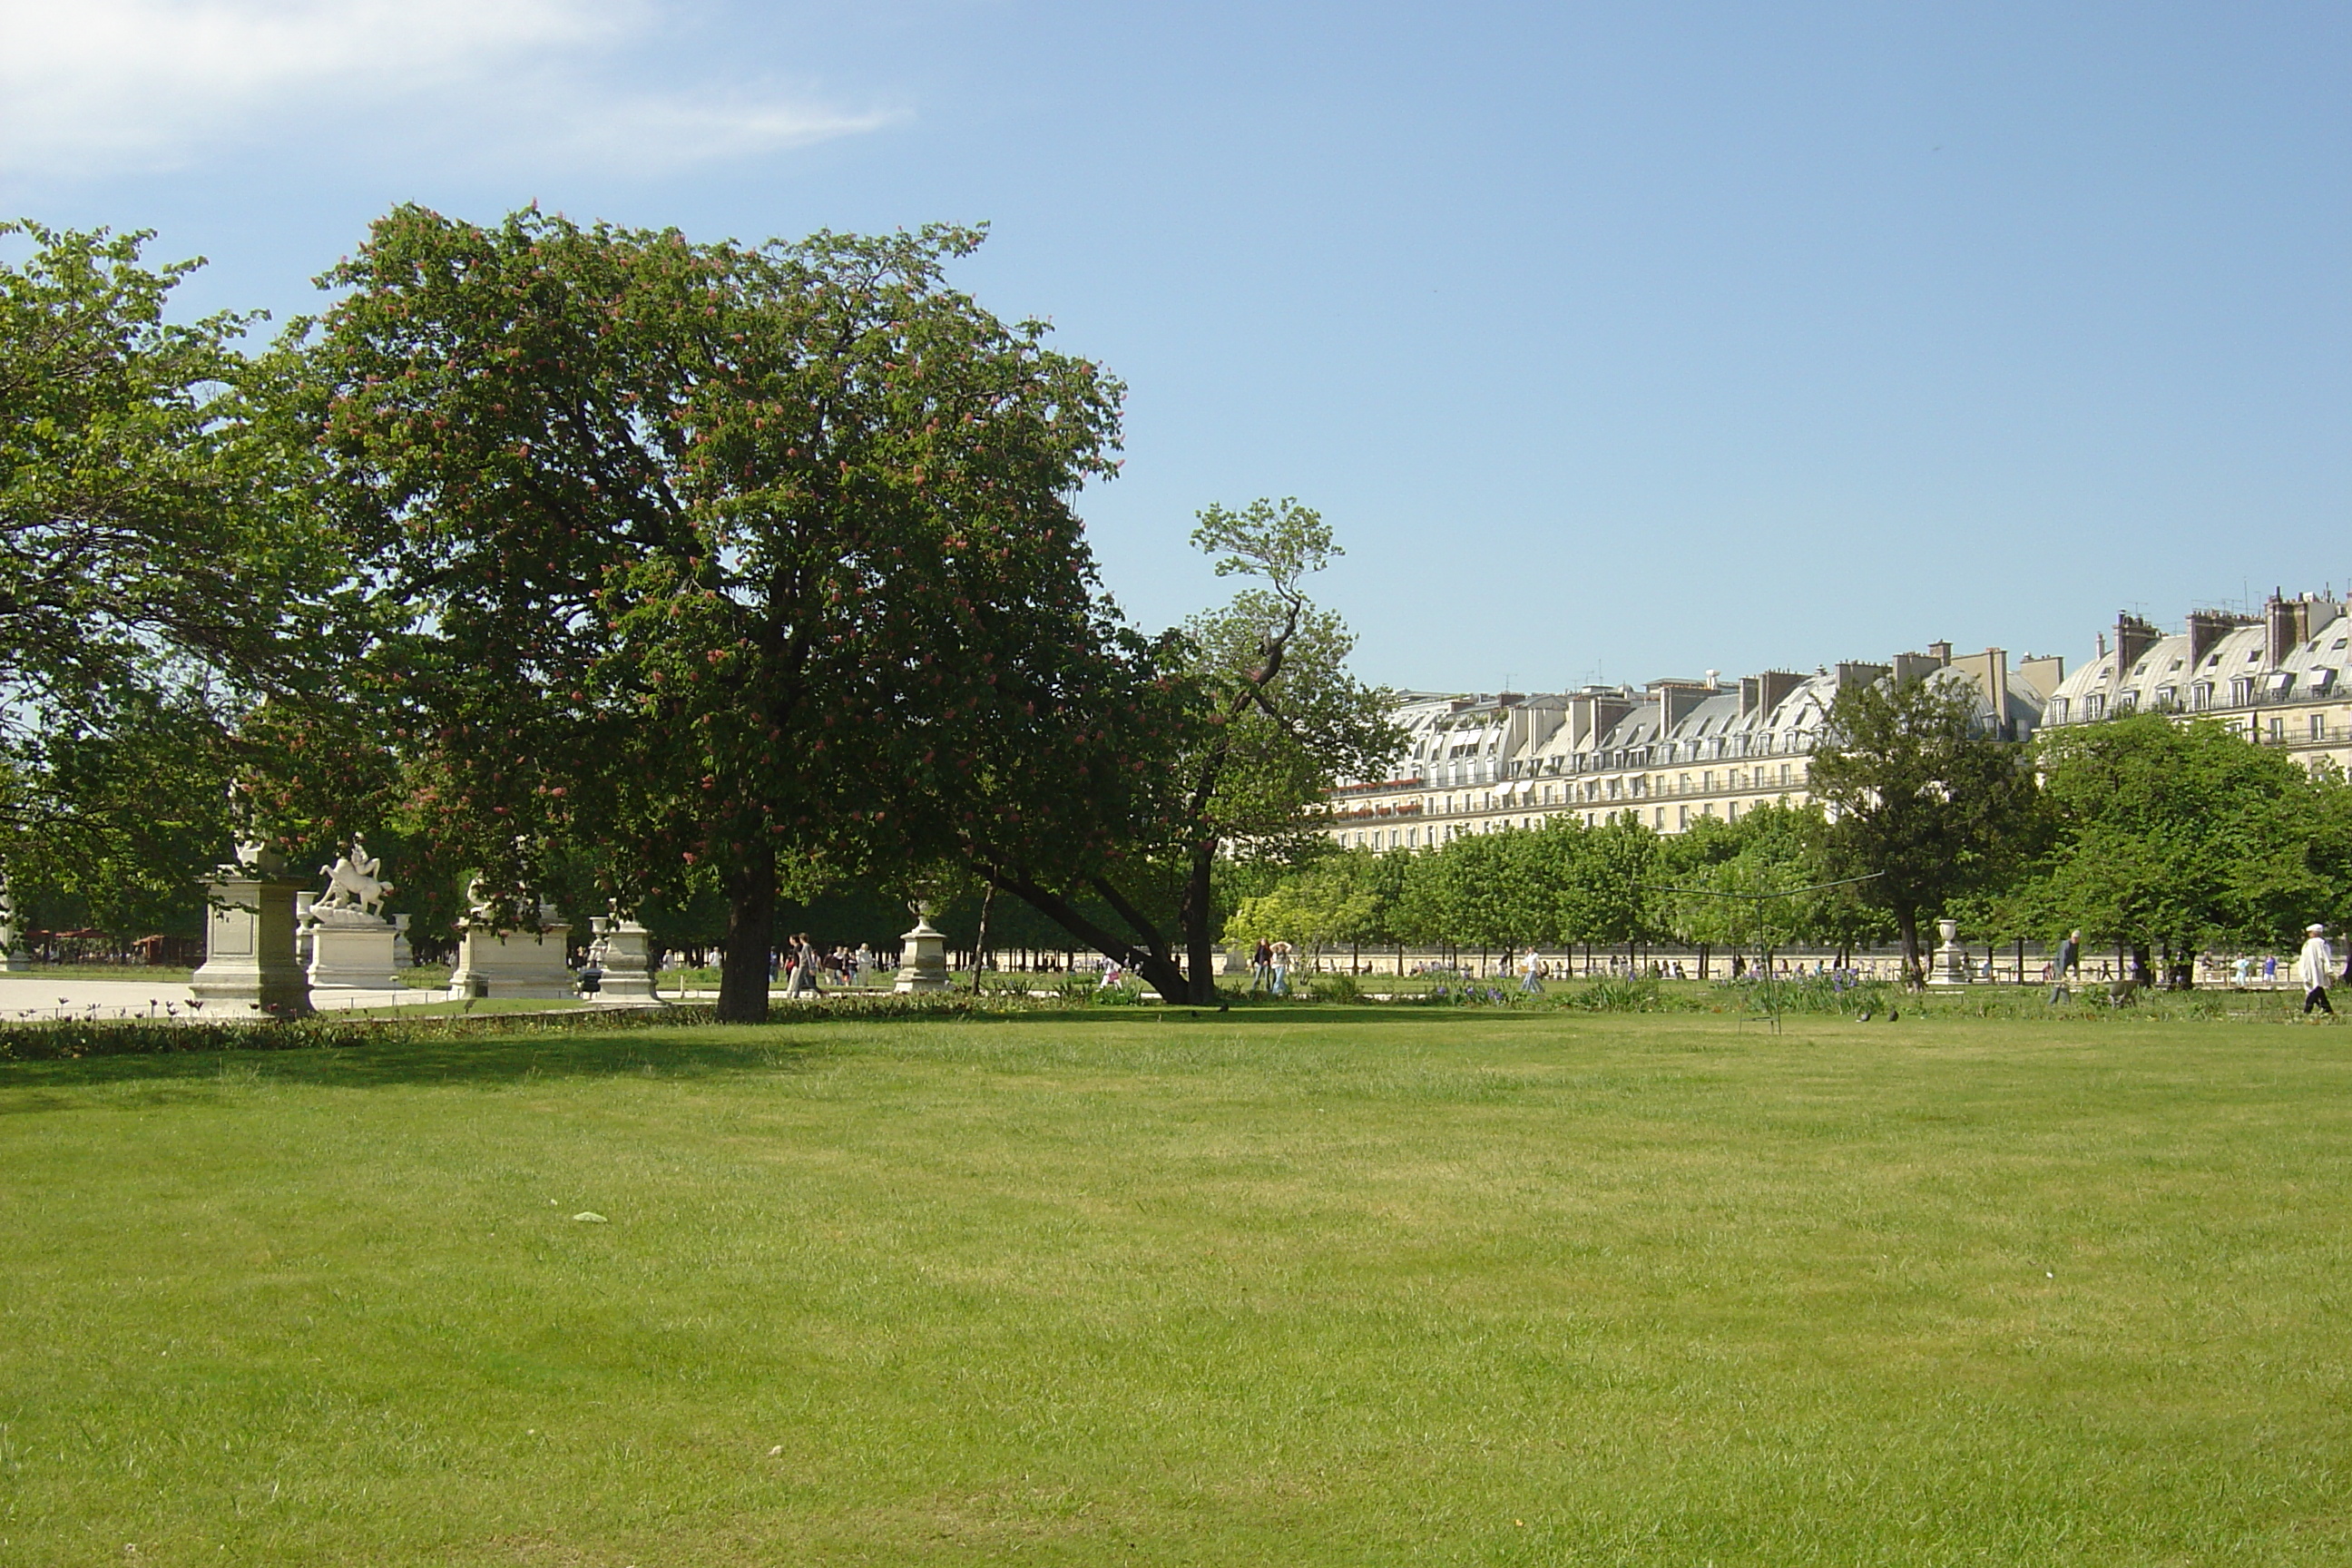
2114, 613, 2160, 680
2267, 592, 2309, 669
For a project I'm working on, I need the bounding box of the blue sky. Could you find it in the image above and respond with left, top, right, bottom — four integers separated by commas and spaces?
4, 0, 2346, 691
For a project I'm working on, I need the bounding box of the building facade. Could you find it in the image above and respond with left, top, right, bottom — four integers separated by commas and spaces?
1328, 587, 2352, 853
2040, 592, 2352, 771
1326, 644, 2058, 849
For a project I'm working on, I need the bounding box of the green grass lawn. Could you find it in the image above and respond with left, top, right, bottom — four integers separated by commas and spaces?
5, 1009, 2351, 1564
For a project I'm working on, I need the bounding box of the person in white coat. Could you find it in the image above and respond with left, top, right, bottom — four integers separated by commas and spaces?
2296, 923, 2336, 1016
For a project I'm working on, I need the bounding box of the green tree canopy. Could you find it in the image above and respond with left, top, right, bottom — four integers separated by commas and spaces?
0, 222, 324, 934
1807, 673, 2040, 985
279, 208, 1142, 1018
964, 498, 1400, 1004
2006, 714, 2352, 975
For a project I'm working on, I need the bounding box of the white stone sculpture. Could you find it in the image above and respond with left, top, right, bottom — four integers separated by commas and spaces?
305, 838, 400, 992
317, 837, 393, 915
586, 906, 661, 1004
447, 877, 573, 1000
1926, 916, 1971, 986
192, 856, 312, 1016
893, 897, 950, 994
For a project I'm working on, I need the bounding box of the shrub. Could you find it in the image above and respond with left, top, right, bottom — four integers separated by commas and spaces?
0, 1004, 721, 1063
1309, 974, 1361, 1004
1726, 973, 1897, 1016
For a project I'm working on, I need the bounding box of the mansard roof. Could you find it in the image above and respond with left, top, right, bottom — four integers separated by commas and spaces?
2047, 598, 2348, 717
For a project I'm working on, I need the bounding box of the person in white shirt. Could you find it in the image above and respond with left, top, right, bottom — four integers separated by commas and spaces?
2296, 923, 2336, 1016
1520, 949, 1544, 995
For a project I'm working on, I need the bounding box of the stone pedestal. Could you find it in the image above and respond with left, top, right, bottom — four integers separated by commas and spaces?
308, 910, 400, 992
1927, 917, 1971, 986
893, 914, 950, 994
446, 923, 575, 1000
391, 913, 414, 969
192, 871, 313, 1017
294, 892, 318, 966
587, 914, 661, 1003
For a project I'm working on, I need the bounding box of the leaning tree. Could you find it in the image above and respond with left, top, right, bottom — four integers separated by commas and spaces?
933, 498, 1400, 1004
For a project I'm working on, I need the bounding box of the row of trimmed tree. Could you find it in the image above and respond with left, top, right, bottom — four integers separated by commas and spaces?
1235, 677, 2352, 986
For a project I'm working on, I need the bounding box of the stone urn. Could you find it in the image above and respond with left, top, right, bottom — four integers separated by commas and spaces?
893, 901, 951, 994
1927, 916, 1971, 986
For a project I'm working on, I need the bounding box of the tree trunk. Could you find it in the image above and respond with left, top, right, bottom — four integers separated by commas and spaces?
970, 884, 995, 995
985, 867, 1193, 1007
1180, 839, 1219, 1004
1896, 906, 1923, 989
717, 845, 777, 1024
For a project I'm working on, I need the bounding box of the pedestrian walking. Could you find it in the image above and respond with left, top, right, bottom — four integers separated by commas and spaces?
2048, 928, 2081, 1003
789, 932, 822, 996
2297, 923, 2336, 1016
1250, 938, 1273, 995
1269, 941, 1292, 996
1520, 950, 1545, 995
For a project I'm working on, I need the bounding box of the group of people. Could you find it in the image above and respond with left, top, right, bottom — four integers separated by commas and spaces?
1248, 938, 1296, 996
748, 925, 2350, 1014
777, 937, 878, 995
2046, 925, 2340, 1014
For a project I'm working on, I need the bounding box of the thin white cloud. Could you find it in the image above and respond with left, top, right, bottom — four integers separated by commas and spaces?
0, 0, 895, 178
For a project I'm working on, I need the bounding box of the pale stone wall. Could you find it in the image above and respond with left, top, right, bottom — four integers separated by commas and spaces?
1330, 588, 2352, 850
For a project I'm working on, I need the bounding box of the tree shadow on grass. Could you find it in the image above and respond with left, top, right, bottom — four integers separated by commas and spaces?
0, 1004, 1551, 1102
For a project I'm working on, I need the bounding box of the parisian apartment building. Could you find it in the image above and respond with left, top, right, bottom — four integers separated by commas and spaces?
1325, 589, 2352, 850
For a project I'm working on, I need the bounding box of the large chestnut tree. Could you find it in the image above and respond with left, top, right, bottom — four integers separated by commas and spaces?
293, 207, 1166, 1019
